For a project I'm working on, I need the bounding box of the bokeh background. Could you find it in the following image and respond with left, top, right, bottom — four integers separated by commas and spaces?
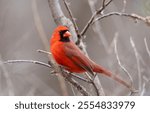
0, 0, 150, 96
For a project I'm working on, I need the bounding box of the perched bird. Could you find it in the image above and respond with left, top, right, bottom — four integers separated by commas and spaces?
50, 25, 131, 89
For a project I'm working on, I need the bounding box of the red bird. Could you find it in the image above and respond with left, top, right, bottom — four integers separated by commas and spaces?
50, 26, 131, 89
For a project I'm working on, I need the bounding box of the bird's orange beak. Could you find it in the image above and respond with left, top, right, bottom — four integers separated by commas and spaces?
63, 31, 71, 37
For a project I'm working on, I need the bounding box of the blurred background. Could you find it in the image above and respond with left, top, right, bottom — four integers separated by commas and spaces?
0, 0, 150, 96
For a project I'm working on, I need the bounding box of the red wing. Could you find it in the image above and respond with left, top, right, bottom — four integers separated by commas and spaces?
64, 43, 94, 75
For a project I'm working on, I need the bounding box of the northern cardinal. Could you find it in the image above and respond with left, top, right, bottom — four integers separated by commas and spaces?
50, 26, 131, 89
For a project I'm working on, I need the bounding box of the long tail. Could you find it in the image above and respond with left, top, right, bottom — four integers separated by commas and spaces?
93, 63, 131, 89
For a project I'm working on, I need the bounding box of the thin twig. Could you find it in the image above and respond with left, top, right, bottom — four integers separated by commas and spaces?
70, 59, 101, 96
140, 82, 146, 96
70, 85, 76, 96
88, 0, 109, 52
97, 0, 113, 14
66, 71, 103, 96
90, 81, 100, 96
84, 72, 100, 96
69, 72, 91, 83
65, 76, 90, 96
60, 69, 90, 96
93, 12, 150, 26
63, 0, 82, 39
102, 0, 106, 8
141, 77, 150, 96
144, 38, 150, 57
62, 0, 84, 46
130, 37, 142, 94
93, 76, 105, 96
81, 0, 113, 36
3, 60, 52, 68
37, 49, 52, 55
114, 33, 133, 89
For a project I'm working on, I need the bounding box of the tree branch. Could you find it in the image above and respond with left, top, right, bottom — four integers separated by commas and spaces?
93, 12, 150, 26
62, 0, 86, 50
114, 33, 134, 91
130, 37, 142, 94
3, 60, 52, 68
63, 0, 81, 39
88, 0, 109, 52
81, 0, 113, 36
62, 71, 90, 96
102, 0, 106, 8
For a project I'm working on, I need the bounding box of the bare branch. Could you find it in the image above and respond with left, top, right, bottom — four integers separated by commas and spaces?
62, 0, 86, 47
88, 0, 109, 52
37, 49, 52, 55
93, 76, 105, 96
81, 0, 113, 36
84, 72, 101, 96
63, 70, 104, 96
114, 33, 134, 90
69, 72, 91, 83
102, 0, 106, 8
93, 12, 150, 26
63, 0, 82, 40
63, 74, 90, 96
144, 38, 150, 57
140, 82, 146, 96
97, 0, 113, 14
90, 80, 100, 96
70, 85, 76, 96
3, 60, 52, 68
130, 37, 142, 94
141, 77, 150, 96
